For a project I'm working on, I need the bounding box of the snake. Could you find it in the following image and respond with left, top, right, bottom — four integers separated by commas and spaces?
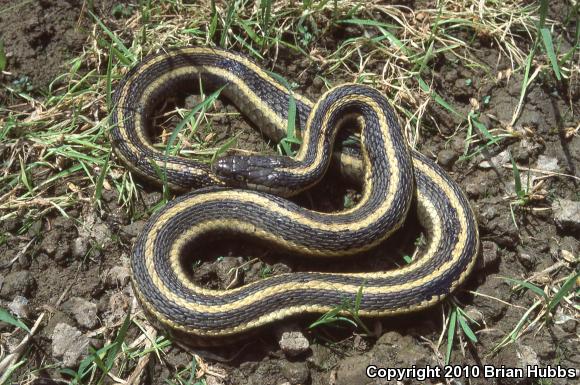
110, 46, 479, 343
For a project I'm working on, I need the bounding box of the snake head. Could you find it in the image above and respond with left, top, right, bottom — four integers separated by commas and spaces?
212, 155, 296, 196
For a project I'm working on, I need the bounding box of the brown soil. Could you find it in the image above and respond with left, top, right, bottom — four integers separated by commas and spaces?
0, 1, 578, 385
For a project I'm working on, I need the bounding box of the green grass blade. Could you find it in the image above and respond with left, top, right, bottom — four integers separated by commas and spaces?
457, 311, 478, 343
538, 0, 548, 28
237, 18, 264, 47
512, 44, 536, 125
469, 112, 496, 141
104, 312, 131, 369
354, 285, 364, 312
165, 85, 226, 156
540, 27, 562, 80
93, 149, 111, 207
0, 40, 6, 72
509, 153, 524, 199
417, 76, 460, 117
88, 10, 135, 64
220, 1, 237, 47
259, 0, 272, 43
445, 307, 457, 364
208, 0, 218, 41
106, 43, 114, 110
548, 272, 579, 312
503, 277, 547, 299
339, 18, 398, 29
267, 70, 300, 155
0, 307, 31, 333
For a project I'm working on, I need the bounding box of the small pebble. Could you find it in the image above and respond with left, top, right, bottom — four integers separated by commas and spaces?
479, 150, 509, 169
62, 297, 99, 329
0, 270, 36, 299
277, 325, 310, 357
102, 265, 131, 288
8, 295, 31, 319
552, 199, 580, 231
437, 149, 458, 169
535, 155, 558, 172
51, 323, 91, 367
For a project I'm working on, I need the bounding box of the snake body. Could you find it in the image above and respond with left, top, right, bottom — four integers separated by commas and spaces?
111, 47, 479, 341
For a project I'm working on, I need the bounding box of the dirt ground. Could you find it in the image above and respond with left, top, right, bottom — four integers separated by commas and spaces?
0, 1, 578, 385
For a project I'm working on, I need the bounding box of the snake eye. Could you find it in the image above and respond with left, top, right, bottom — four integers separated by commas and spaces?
234, 174, 245, 182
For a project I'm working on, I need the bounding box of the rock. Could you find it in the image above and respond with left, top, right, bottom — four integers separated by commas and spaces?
479, 150, 509, 169
437, 149, 458, 169
121, 220, 146, 239
477, 241, 499, 271
1, 218, 19, 232
53, 216, 75, 230
101, 189, 117, 203
465, 182, 481, 198
27, 220, 42, 236
517, 344, 539, 367
481, 205, 498, 220
91, 223, 111, 245
206, 376, 226, 385
535, 155, 558, 172
372, 331, 431, 368
215, 257, 243, 288
0, 270, 36, 299
105, 291, 131, 324
74, 212, 111, 248
39, 229, 72, 262
513, 138, 539, 163
142, 191, 163, 206
463, 305, 485, 326
42, 310, 75, 339
8, 295, 30, 319
471, 279, 509, 322
281, 361, 309, 385
71, 237, 88, 258
516, 248, 537, 270
490, 344, 529, 385
552, 199, 580, 231
334, 354, 372, 385
40, 231, 59, 257
102, 265, 131, 288
308, 344, 338, 371
62, 297, 98, 329
277, 326, 310, 357
51, 323, 91, 367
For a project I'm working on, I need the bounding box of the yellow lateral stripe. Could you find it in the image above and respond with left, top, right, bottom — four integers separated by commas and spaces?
112, 48, 479, 339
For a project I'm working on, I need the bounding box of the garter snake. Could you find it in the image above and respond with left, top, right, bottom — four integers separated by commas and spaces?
111, 47, 479, 341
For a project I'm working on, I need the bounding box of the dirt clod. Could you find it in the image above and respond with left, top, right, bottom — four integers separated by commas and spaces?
277, 325, 310, 357
0, 270, 36, 299
8, 295, 31, 319
51, 323, 91, 368
437, 148, 458, 169
102, 265, 131, 289
552, 199, 580, 231
479, 240, 500, 271
281, 361, 310, 385
62, 296, 99, 329
516, 247, 537, 271
334, 354, 373, 385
